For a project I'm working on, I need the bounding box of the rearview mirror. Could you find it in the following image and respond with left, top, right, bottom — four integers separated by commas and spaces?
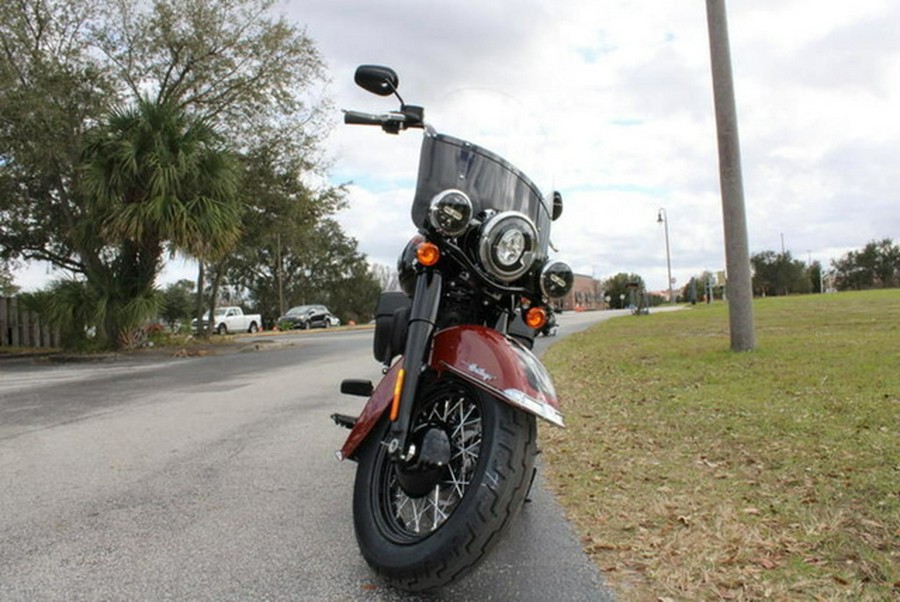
354, 65, 399, 97
551, 191, 563, 221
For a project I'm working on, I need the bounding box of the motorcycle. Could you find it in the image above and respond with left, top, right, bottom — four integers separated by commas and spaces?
332, 65, 575, 592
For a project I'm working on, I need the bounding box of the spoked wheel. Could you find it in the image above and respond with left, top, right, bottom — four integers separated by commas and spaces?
353, 377, 537, 592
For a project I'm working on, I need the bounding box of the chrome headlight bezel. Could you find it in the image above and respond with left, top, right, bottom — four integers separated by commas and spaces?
478, 211, 538, 282
540, 260, 574, 298
427, 189, 473, 237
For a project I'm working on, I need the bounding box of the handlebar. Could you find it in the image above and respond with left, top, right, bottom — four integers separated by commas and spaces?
343, 110, 403, 127
343, 106, 424, 134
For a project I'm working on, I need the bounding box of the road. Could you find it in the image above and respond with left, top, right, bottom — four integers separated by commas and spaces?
0, 311, 626, 601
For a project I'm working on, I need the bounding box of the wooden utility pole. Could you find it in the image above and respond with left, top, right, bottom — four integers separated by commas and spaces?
706, 0, 756, 351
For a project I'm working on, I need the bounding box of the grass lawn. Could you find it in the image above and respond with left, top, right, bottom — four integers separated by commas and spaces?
541, 290, 899, 601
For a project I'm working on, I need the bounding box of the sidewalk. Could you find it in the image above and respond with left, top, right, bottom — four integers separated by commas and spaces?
0, 325, 373, 364
0, 336, 277, 364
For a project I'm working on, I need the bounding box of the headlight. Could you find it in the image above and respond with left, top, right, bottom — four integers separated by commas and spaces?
428, 189, 473, 237
540, 260, 574, 298
478, 211, 537, 282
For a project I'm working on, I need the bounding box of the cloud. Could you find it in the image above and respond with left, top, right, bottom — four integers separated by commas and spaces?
299, 0, 899, 292
19, 0, 895, 294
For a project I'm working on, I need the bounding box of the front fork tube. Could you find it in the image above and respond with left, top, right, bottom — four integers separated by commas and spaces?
386, 270, 443, 460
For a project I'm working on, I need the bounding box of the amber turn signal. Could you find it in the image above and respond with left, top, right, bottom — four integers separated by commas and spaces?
390, 368, 405, 421
525, 306, 548, 329
416, 242, 440, 266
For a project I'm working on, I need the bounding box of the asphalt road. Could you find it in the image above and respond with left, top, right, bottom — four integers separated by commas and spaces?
0, 311, 626, 601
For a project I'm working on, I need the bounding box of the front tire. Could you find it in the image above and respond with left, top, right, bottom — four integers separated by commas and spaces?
353, 377, 537, 592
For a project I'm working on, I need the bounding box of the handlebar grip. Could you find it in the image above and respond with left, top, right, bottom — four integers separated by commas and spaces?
343, 110, 386, 126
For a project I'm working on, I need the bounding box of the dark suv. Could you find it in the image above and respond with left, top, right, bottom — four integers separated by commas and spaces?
278, 304, 339, 329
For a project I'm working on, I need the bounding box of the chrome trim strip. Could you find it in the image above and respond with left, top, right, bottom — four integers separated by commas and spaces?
503, 388, 565, 427
442, 363, 565, 428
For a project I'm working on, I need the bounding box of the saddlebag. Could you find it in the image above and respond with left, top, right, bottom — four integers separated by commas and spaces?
372, 292, 410, 364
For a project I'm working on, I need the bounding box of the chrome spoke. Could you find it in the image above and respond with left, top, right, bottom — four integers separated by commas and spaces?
432, 486, 444, 529
411, 498, 424, 533
388, 385, 482, 535
445, 464, 465, 497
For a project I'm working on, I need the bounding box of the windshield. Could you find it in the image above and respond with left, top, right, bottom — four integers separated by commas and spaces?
412, 133, 551, 257
286, 306, 311, 315
412, 88, 555, 258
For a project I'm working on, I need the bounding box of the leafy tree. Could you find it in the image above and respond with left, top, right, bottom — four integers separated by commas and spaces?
329, 261, 383, 325
209, 134, 348, 327
601, 273, 646, 309
0, 262, 19, 296
160, 279, 195, 331
81, 98, 241, 345
751, 251, 810, 297
225, 215, 380, 327
0, 0, 330, 347
94, 0, 335, 335
19, 279, 101, 350
681, 271, 724, 303
0, 0, 114, 272
809, 260, 824, 294
832, 238, 900, 291
297, 220, 375, 307
93, 0, 329, 148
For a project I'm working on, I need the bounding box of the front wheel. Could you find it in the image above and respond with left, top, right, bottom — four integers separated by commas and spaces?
353, 377, 537, 592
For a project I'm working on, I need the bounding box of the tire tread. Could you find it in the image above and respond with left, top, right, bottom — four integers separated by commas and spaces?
362, 399, 537, 592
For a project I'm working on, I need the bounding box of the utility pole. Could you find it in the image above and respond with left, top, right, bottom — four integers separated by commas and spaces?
706, 0, 756, 351
276, 232, 285, 317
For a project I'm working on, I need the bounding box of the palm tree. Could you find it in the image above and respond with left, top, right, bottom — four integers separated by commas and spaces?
81, 98, 241, 347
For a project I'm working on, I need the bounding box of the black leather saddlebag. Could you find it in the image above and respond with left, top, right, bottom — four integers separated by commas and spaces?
373, 292, 410, 364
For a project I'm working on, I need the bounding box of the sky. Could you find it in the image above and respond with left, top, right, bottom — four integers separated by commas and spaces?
13, 0, 900, 293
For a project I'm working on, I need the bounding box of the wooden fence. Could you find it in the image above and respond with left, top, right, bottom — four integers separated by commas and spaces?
0, 297, 60, 349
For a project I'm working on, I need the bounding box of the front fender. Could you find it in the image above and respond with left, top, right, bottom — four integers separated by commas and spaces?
339, 325, 564, 461
430, 325, 564, 428
339, 362, 401, 461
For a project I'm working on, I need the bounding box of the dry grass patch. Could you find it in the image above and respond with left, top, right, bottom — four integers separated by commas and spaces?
541, 290, 899, 601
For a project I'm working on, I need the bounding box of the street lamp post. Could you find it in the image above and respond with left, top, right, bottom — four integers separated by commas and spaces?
657, 208, 674, 303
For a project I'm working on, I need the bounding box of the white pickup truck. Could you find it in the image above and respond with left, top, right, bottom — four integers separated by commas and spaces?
195, 306, 262, 335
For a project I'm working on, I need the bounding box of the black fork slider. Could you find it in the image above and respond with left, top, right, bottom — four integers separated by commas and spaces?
331, 413, 357, 429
